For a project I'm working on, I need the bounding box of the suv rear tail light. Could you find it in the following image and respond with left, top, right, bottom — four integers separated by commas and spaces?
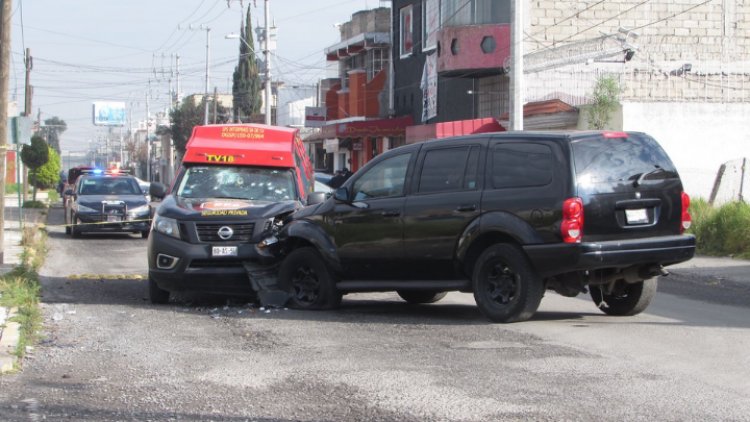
561, 197, 584, 243
681, 191, 692, 232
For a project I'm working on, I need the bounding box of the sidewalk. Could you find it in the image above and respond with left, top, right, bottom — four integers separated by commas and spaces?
0, 192, 49, 372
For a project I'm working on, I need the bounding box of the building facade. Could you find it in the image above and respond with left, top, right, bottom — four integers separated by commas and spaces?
310, 7, 413, 173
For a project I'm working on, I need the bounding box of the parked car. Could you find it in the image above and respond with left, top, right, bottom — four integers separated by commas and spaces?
259, 131, 696, 322
314, 171, 334, 186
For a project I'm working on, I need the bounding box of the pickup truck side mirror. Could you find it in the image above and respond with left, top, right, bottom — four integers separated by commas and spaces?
149, 182, 168, 200
306, 192, 327, 206
333, 187, 349, 202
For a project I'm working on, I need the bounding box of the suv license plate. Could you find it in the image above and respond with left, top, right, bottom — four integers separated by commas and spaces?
212, 246, 238, 257
625, 208, 649, 224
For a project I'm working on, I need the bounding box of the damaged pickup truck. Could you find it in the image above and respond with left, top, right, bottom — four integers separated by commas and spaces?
146, 124, 326, 304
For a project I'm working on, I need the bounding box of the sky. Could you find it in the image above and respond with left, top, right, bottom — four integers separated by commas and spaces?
8, 0, 390, 153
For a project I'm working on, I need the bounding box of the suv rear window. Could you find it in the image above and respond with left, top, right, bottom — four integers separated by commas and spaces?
571, 133, 677, 185
491, 143, 554, 189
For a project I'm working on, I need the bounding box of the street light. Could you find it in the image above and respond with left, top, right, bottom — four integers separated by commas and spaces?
225, 33, 255, 53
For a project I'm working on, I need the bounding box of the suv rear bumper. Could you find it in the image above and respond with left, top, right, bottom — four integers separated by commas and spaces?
524, 234, 696, 277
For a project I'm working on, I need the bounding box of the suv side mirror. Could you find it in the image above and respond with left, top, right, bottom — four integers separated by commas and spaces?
149, 182, 167, 200
306, 192, 327, 206
333, 187, 349, 202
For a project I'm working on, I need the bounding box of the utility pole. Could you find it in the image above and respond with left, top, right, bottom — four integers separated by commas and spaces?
0, 0, 11, 264
213, 86, 218, 124
202, 26, 211, 125
174, 55, 181, 108
264, 0, 272, 125
146, 88, 151, 182
24, 48, 32, 115
510, 0, 524, 131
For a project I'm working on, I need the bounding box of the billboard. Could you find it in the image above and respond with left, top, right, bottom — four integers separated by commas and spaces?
305, 107, 326, 128
93, 101, 126, 126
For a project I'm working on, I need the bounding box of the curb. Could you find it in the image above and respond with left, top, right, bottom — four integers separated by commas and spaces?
0, 307, 20, 373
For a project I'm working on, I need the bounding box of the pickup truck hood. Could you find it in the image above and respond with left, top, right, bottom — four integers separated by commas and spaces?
156, 195, 301, 220
77, 194, 149, 209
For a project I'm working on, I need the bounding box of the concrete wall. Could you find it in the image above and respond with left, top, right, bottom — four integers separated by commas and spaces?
527, 1, 750, 102
622, 102, 750, 199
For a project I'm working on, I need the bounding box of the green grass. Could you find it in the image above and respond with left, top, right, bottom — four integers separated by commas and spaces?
688, 199, 750, 259
4, 183, 20, 195
46, 190, 60, 203
22, 200, 46, 209
0, 225, 47, 367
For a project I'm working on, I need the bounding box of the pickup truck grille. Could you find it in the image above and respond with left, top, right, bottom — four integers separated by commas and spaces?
195, 223, 254, 242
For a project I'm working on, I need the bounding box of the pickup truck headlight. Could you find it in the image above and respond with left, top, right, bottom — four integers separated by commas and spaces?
153, 215, 180, 239
75, 203, 99, 213
127, 204, 150, 219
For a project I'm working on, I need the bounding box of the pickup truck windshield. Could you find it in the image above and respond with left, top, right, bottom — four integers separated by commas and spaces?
177, 165, 297, 201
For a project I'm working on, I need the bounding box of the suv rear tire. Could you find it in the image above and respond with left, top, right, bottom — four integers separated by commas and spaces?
278, 247, 342, 310
397, 291, 447, 304
589, 278, 657, 316
472, 244, 543, 323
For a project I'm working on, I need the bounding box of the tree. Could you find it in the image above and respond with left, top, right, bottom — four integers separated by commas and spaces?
21, 134, 50, 201
35, 147, 61, 190
232, 6, 263, 123
169, 96, 229, 153
587, 75, 621, 130
43, 116, 67, 155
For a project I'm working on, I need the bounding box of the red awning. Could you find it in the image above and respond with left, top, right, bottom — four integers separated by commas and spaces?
321, 116, 414, 139
406, 118, 505, 144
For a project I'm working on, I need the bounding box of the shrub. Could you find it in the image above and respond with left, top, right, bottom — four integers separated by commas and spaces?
688, 199, 750, 259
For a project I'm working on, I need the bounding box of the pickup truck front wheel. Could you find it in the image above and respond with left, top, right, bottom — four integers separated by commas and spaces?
279, 247, 341, 310
590, 278, 657, 316
472, 244, 543, 323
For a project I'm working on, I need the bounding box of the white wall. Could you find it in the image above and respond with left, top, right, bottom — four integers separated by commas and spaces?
622, 102, 750, 200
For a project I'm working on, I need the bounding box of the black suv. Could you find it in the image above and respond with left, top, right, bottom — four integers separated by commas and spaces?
260, 131, 695, 322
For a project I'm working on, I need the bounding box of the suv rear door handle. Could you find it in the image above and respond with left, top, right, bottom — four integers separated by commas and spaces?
381, 210, 401, 217
455, 204, 477, 212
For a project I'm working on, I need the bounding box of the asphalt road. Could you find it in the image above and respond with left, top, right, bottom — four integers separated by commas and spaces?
0, 205, 748, 421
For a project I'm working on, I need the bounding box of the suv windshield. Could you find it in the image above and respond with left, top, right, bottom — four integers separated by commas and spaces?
77, 177, 141, 195
177, 165, 297, 201
571, 133, 677, 186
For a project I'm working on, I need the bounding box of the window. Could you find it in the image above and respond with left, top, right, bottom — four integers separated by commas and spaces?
400, 5, 414, 58
422, 0, 439, 51
441, 0, 510, 27
352, 153, 411, 201
491, 143, 553, 189
367, 48, 389, 81
418, 146, 477, 193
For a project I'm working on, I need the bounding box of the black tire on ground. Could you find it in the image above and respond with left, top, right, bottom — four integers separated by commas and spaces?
278, 247, 341, 310
149, 276, 170, 304
65, 225, 71, 235
472, 244, 544, 323
141, 230, 149, 239
397, 290, 447, 304
589, 278, 657, 316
